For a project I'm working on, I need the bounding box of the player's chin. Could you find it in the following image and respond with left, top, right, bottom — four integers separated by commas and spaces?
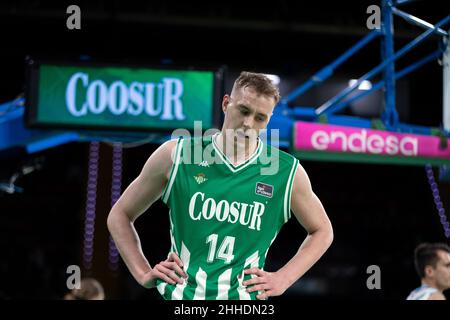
235, 131, 249, 140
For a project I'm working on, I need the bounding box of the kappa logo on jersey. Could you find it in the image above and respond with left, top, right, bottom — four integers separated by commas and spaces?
198, 160, 210, 167
255, 182, 273, 198
194, 173, 208, 184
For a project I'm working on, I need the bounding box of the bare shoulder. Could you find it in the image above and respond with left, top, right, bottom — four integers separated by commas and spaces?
161, 139, 179, 179
292, 162, 312, 194
111, 139, 179, 221
428, 291, 446, 300
141, 139, 179, 181
159, 139, 178, 158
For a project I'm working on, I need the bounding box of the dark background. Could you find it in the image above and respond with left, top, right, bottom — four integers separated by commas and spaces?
0, 0, 449, 300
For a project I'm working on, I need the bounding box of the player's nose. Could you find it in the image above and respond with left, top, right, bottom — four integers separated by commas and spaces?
243, 116, 253, 129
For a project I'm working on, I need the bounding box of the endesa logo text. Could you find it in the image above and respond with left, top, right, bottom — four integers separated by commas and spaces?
295, 121, 450, 160
310, 129, 418, 156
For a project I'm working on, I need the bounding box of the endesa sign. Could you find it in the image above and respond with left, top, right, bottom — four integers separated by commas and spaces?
293, 121, 450, 165
25, 60, 223, 132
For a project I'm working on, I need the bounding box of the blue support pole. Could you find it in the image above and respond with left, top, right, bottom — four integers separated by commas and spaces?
381, 0, 398, 129
316, 14, 450, 117
397, 122, 433, 135
325, 115, 373, 128
328, 50, 442, 115
444, 31, 450, 130
392, 7, 448, 37
394, 0, 422, 6
26, 132, 79, 154
287, 107, 317, 119
282, 30, 380, 104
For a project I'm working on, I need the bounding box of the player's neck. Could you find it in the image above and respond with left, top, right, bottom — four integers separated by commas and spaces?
421, 279, 441, 292
215, 132, 258, 166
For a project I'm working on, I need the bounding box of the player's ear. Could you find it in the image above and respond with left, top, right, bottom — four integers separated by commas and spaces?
222, 95, 230, 113
424, 265, 434, 277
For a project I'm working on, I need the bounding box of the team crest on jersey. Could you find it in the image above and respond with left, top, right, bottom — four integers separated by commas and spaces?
194, 173, 208, 184
255, 182, 273, 198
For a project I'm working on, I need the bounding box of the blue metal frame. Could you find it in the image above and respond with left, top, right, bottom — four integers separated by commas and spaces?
394, 0, 416, 6
380, 0, 398, 129
315, 50, 443, 120
392, 7, 448, 37
273, 2, 450, 146
281, 30, 381, 106
0, 98, 167, 155
315, 13, 450, 121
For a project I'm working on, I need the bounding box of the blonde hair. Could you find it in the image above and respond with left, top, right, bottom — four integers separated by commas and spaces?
232, 71, 281, 104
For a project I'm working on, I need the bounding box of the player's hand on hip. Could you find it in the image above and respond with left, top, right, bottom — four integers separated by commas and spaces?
140, 252, 187, 288
243, 267, 289, 300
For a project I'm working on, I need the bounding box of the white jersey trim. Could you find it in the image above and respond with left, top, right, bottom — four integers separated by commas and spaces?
161, 138, 183, 203
284, 158, 299, 223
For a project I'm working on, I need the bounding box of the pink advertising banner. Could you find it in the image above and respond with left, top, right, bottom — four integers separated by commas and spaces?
294, 121, 450, 159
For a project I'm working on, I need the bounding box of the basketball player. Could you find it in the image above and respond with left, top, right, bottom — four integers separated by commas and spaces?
107, 72, 333, 300
407, 242, 450, 300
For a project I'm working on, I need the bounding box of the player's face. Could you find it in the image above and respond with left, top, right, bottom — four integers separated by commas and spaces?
221, 86, 275, 142
432, 250, 450, 291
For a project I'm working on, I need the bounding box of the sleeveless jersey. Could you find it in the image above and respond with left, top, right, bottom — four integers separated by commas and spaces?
156, 133, 299, 300
406, 284, 439, 300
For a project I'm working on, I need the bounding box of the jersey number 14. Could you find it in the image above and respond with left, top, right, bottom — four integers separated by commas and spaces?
206, 234, 235, 264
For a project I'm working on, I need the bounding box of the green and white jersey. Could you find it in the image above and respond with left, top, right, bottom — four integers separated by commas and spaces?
157, 133, 299, 300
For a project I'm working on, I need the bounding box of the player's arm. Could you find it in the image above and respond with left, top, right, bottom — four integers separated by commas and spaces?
275, 163, 333, 288
244, 163, 333, 299
107, 139, 186, 288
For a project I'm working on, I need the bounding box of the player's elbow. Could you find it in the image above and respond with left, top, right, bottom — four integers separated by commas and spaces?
107, 205, 130, 233
323, 219, 334, 248
325, 221, 334, 248
307, 218, 333, 250
316, 218, 333, 249
107, 208, 118, 234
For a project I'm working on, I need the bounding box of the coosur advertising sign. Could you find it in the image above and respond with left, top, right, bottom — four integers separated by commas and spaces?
26, 61, 221, 132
